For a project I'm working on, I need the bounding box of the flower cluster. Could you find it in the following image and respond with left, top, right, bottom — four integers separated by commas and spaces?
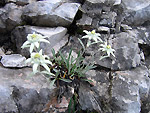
21, 32, 52, 74
81, 30, 115, 59
21, 32, 50, 53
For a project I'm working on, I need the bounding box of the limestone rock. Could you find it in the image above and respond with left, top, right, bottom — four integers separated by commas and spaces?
0, 85, 18, 113
0, 3, 23, 34
1, 54, 27, 68
122, 0, 150, 26
22, 1, 80, 27
111, 66, 150, 113
0, 65, 54, 113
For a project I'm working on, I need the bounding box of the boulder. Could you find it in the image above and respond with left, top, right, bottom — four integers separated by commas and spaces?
79, 70, 112, 112
22, 1, 80, 27
1, 54, 27, 68
0, 65, 53, 113
0, 85, 18, 113
0, 3, 23, 34
122, 0, 150, 26
11, 25, 68, 57
111, 65, 150, 113
79, 65, 150, 113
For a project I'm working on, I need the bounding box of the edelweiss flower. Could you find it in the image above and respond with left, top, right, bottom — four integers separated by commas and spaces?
26, 50, 52, 74
99, 42, 115, 60
82, 30, 103, 47
21, 32, 50, 53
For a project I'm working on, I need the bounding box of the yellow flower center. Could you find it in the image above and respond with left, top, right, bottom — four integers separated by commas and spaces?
91, 30, 95, 34
106, 45, 111, 49
34, 53, 41, 58
31, 34, 37, 39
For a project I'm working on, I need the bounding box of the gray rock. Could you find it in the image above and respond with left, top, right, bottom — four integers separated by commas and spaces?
0, 65, 53, 113
76, 14, 93, 26
0, 85, 18, 113
98, 26, 110, 33
0, 3, 23, 34
98, 11, 117, 27
22, 1, 80, 27
79, 82, 102, 112
5, 0, 36, 5
1, 54, 27, 68
11, 25, 68, 57
111, 65, 150, 113
80, 70, 112, 112
122, 0, 150, 26
79, 65, 150, 113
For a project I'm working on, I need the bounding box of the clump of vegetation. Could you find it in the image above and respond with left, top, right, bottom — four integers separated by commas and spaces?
21, 30, 115, 112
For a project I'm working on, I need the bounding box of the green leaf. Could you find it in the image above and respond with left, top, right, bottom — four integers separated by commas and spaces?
78, 38, 85, 51
59, 78, 72, 83
81, 79, 93, 83
59, 51, 67, 66
67, 49, 73, 75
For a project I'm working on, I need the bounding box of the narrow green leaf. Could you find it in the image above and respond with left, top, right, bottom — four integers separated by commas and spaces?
78, 38, 85, 51
59, 78, 72, 83
81, 79, 93, 83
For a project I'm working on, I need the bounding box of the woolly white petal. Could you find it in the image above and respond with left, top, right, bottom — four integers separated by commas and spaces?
33, 63, 39, 74
30, 43, 34, 53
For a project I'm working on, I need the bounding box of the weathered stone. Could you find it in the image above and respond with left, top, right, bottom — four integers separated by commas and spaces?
98, 26, 110, 33
111, 65, 150, 113
99, 11, 117, 28
0, 85, 18, 113
122, 0, 150, 26
79, 70, 112, 112
0, 65, 53, 113
11, 25, 68, 57
0, 3, 23, 34
5, 0, 36, 5
1, 54, 27, 68
22, 1, 80, 27
79, 82, 103, 112
76, 14, 93, 26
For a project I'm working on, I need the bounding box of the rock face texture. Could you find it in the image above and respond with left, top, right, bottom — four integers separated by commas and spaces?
0, 3, 23, 34
1, 0, 150, 113
1, 54, 27, 67
22, 1, 80, 27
